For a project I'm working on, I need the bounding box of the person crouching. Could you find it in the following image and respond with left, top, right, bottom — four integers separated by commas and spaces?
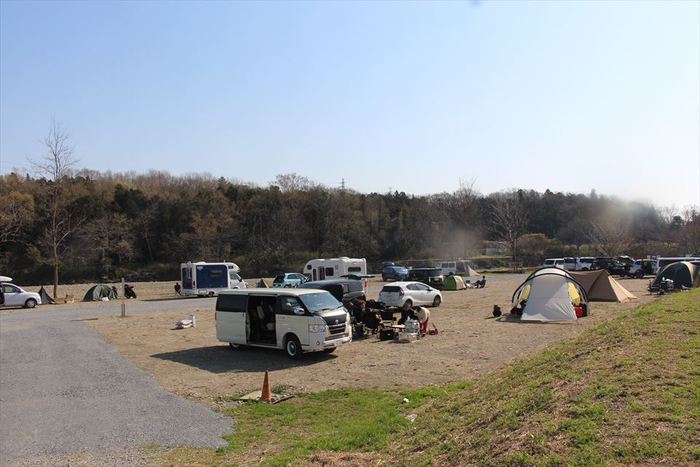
414, 306, 431, 335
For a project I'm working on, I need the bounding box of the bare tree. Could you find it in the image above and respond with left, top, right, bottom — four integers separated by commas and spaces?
0, 191, 34, 243
489, 190, 528, 266
30, 121, 83, 298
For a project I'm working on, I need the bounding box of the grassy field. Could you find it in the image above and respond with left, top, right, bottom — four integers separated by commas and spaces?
158, 290, 699, 466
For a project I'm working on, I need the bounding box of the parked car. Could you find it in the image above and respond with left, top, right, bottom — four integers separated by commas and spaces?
272, 273, 309, 288
407, 268, 445, 289
563, 257, 577, 271
626, 259, 657, 278
378, 281, 442, 310
576, 257, 596, 271
543, 258, 565, 269
0, 283, 41, 308
215, 288, 351, 359
382, 265, 409, 281
299, 279, 366, 303
592, 258, 626, 276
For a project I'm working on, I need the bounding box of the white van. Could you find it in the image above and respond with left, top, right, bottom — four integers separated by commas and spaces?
437, 260, 478, 277
215, 288, 351, 359
543, 258, 565, 269
303, 257, 367, 282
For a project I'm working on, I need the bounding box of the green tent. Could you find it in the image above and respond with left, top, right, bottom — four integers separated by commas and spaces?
652, 261, 700, 289
443, 275, 466, 290
37, 286, 56, 304
83, 284, 117, 301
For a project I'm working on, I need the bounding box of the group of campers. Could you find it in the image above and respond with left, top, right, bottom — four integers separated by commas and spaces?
344, 297, 432, 337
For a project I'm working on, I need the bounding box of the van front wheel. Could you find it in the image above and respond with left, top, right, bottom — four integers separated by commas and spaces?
285, 335, 302, 359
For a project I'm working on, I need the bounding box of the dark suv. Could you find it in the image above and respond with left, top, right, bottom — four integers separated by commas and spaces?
592, 258, 626, 276
382, 265, 409, 281
407, 268, 444, 289
299, 279, 366, 304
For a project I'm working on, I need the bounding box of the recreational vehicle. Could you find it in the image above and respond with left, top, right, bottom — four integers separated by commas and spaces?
215, 288, 351, 358
303, 257, 367, 282
180, 261, 246, 296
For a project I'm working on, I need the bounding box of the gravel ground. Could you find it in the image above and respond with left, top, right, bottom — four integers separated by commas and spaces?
0, 306, 231, 466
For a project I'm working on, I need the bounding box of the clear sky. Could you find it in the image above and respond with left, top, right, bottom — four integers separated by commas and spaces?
1, 0, 699, 208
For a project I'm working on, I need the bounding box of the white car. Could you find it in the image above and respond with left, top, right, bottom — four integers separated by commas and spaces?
378, 281, 442, 310
543, 258, 565, 269
1, 283, 41, 308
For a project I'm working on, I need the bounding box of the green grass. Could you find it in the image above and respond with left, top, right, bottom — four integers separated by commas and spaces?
159, 290, 700, 466
400, 289, 700, 465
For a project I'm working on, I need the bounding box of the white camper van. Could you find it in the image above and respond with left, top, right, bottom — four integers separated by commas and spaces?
215, 288, 351, 358
303, 257, 367, 282
180, 261, 246, 296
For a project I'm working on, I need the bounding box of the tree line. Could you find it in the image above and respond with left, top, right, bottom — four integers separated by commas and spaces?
1, 129, 698, 293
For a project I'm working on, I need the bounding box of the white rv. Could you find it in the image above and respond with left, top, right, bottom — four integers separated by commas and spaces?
303, 257, 367, 282
180, 261, 246, 296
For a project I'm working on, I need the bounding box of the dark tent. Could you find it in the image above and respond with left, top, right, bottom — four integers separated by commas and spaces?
83, 284, 117, 302
652, 261, 700, 290
37, 286, 56, 304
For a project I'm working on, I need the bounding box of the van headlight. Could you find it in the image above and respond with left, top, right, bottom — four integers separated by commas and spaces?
308, 324, 327, 333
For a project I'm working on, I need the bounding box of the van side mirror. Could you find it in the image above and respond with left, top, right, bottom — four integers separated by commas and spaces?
293, 307, 305, 316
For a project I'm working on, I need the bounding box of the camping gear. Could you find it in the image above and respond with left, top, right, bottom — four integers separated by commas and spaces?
511, 267, 589, 322
175, 315, 196, 329
650, 261, 700, 291
569, 270, 637, 302
380, 328, 395, 341
492, 305, 502, 317
443, 275, 466, 291
37, 286, 56, 305
82, 284, 117, 302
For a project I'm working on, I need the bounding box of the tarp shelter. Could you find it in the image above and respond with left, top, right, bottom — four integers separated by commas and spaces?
83, 284, 117, 302
37, 286, 56, 304
512, 268, 588, 322
443, 275, 466, 290
569, 270, 637, 302
652, 261, 700, 289
463, 265, 479, 277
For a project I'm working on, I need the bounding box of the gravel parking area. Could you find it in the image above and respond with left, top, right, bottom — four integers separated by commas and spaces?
0, 306, 231, 466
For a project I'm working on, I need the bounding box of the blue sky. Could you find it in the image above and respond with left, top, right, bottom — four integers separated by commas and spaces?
1, 0, 698, 207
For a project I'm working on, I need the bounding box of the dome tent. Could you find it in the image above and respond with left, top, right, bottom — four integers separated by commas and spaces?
569, 269, 637, 302
443, 275, 466, 290
652, 261, 700, 290
83, 284, 117, 302
511, 268, 588, 322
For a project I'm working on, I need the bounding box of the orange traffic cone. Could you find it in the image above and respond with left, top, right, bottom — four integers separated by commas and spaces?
259, 370, 272, 402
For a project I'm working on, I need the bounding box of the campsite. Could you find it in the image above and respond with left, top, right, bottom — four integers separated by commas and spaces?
73, 275, 654, 401
2, 1, 699, 465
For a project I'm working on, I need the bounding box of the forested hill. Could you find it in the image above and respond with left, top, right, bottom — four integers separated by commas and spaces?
1, 171, 698, 284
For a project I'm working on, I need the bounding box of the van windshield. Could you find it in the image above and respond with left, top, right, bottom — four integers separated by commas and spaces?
300, 292, 342, 314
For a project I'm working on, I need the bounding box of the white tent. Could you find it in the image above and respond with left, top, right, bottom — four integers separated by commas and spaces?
512, 268, 588, 322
